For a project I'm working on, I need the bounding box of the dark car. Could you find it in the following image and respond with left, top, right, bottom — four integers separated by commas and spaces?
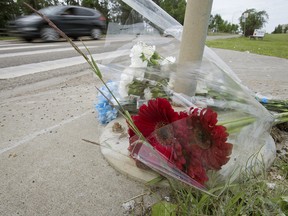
8, 5, 106, 42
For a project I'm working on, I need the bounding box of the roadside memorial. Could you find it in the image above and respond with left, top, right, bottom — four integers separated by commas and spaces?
24, 0, 288, 213
25, 0, 284, 199
97, 0, 280, 196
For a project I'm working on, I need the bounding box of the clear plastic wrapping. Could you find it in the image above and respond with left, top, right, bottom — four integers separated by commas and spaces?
96, 0, 276, 194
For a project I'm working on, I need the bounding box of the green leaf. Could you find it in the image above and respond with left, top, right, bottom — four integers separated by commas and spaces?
82, 42, 102, 79
146, 175, 165, 186
140, 53, 147, 62
281, 196, 288, 203
224, 191, 244, 212
90, 56, 102, 79
151, 201, 177, 216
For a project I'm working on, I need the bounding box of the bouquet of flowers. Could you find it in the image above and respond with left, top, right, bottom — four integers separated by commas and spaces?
96, 0, 277, 194
118, 41, 175, 108
25, 0, 284, 199
127, 98, 233, 186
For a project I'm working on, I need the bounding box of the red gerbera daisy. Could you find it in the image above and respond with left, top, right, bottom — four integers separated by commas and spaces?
185, 108, 233, 171
127, 98, 233, 186
128, 98, 184, 159
187, 157, 209, 186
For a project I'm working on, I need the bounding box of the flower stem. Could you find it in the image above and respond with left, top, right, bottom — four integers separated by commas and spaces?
273, 112, 288, 125
219, 117, 256, 134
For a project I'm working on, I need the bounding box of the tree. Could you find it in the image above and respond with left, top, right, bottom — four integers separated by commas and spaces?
272, 24, 288, 34
158, 0, 186, 24
80, 0, 183, 25
213, 14, 224, 32
283, 26, 288, 34
239, 8, 268, 37
82, 0, 109, 21
209, 14, 239, 33
107, 0, 142, 24
17, 0, 60, 15
0, 0, 21, 28
272, 24, 283, 34
62, 0, 80, 5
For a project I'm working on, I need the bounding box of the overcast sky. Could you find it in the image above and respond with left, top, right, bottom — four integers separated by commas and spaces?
211, 0, 288, 33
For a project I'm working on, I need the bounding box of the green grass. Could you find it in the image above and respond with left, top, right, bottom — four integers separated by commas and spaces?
147, 154, 288, 215
0, 36, 17, 40
207, 32, 236, 36
206, 34, 288, 59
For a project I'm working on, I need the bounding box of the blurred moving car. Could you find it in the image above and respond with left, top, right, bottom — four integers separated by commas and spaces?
8, 5, 106, 42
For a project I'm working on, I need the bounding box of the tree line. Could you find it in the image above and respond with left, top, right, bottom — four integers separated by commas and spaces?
2, 0, 283, 36
0, 0, 185, 28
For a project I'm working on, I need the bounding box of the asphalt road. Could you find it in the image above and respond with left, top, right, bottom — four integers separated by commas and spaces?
0, 37, 127, 85
0, 36, 288, 215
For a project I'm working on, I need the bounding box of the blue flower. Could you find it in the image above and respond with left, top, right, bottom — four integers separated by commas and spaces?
94, 81, 119, 124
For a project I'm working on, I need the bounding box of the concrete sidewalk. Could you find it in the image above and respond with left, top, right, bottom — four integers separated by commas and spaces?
0, 49, 288, 215
213, 48, 288, 99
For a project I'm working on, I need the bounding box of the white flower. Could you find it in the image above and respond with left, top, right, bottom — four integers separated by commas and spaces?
118, 68, 134, 98
130, 56, 148, 68
133, 69, 145, 81
130, 42, 146, 67
142, 43, 155, 60
144, 87, 152, 100
168, 72, 176, 89
129, 41, 155, 68
118, 67, 147, 98
119, 42, 176, 98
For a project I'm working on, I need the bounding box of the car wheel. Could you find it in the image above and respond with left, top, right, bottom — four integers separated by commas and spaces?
91, 28, 101, 40
40, 27, 59, 42
23, 37, 33, 42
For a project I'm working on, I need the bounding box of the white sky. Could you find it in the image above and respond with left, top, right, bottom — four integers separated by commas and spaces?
211, 0, 288, 33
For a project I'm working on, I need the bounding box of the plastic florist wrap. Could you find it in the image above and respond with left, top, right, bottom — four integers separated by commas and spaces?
98, 0, 276, 194
121, 48, 276, 191
127, 98, 233, 186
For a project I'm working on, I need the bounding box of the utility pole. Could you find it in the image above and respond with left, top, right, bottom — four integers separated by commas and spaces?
242, 12, 248, 36
174, 0, 213, 96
